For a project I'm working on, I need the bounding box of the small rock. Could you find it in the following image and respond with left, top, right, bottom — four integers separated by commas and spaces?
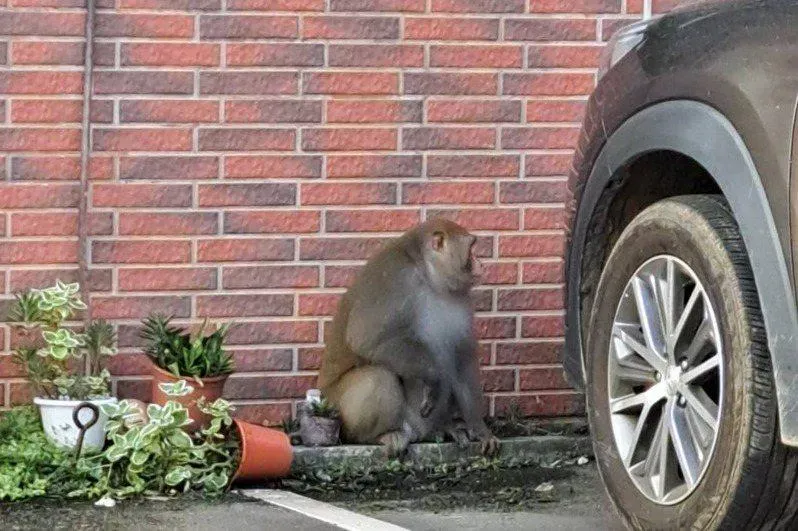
94, 497, 116, 508
534, 481, 554, 493
577, 456, 590, 466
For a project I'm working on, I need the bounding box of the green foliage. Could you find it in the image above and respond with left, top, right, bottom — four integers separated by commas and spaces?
69, 381, 238, 500
0, 407, 71, 501
8, 281, 116, 400
309, 398, 340, 419
140, 314, 234, 379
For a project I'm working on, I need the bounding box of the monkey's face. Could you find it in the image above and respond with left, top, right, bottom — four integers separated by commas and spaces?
428, 230, 481, 294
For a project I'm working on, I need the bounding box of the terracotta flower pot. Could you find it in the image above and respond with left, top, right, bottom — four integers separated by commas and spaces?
299, 415, 341, 447
149, 362, 228, 432
232, 419, 293, 482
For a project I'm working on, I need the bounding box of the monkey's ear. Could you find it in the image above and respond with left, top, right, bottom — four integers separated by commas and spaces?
430, 231, 445, 251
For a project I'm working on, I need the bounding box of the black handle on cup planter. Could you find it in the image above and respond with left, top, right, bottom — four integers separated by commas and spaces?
72, 401, 100, 459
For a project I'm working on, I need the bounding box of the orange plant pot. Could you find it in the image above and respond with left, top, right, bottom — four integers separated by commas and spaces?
233, 419, 293, 482
149, 362, 229, 432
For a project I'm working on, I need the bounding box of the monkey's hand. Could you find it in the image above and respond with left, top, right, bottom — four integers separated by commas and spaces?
378, 430, 411, 458
480, 434, 501, 457
446, 427, 471, 449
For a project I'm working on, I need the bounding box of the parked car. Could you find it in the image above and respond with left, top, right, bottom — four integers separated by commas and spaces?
564, 0, 798, 528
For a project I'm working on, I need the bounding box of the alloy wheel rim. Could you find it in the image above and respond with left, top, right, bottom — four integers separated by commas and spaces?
607, 255, 723, 505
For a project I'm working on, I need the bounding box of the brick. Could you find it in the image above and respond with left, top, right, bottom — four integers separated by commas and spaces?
427, 154, 519, 177
0, 184, 78, 208
231, 349, 293, 372
524, 207, 565, 229
10, 268, 111, 292
403, 182, 493, 205
526, 100, 586, 122
0, 12, 84, 36
0, 72, 82, 94
121, 156, 219, 180
504, 18, 596, 41
302, 128, 397, 151
199, 183, 296, 206
225, 211, 320, 234
121, 43, 220, 67
0, 42, 6, 64
93, 296, 191, 320
303, 72, 398, 96
11, 100, 112, 124
223, 265, 319, 289
476, 262, 517, 285
300, 237, 384, 260
475, 316, 515, 340
494, 392, 584, 417
0, 242, 77, 265
119, 267, 217, 291
405, 73, 497, 96
519, 367, 571, 390
10, 383, 34, 406
197, 238, 294, 262
106, 354, 151, 377
228, 0, 324, 9
529, 0, 620, 13
298, 347, 323, 370
522, 261, 563, 283
11, 212, 112, 237
525, 154, 573, 177
11, 41, 83, 65
298, 293, 341, 317
235, 404, 294, 427
326, 209, 420, 232
227, 321, 318, 345
327, 155, 421, 178
96, 14, 194, 38
402, 127, 495, 150
11, 0, 86, 6
93, 241, 192, 264
93, 183, 192, 207
501, 127, 579, 149
225, 155, 321, 179
94, 71, 194, 95
120, 100, 219, 123
496, 341, 562, 364
116, 380, 151, 402
303, 16, 399, 39
120, 212, 218, 235
430, 45, 522, 68
528, 45, 603, 68
93, 42, 115, 66
432, 0, 523, 11
521, 316, 565, 338
627, 0, 682, 14
331, 0, 424, 10
480, 368, 516, 392
499, 235, 564, 257
324, 265, 361, 288
198, 128, 294, 151
497, 287, 563, 311
200, 15, 297, 39
301, 182, 395, 205
198, 294, 293, 318
427, 99, 520, 123
10, 156, 79, 181
428, 208, 518, 231
327, 100, 421, 124
328, 44, 423, 67
119, 0, 221, 7
200, 72, 297, 95
405, 17, 499, 40
499, 181, 566, 203
227, 43, 323, 67
225, 100, 321, 124
0, 355, 24, 378
503, 73, 595, 96
226, 374, 317, 399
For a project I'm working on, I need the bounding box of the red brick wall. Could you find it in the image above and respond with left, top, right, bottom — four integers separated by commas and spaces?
0, 0, 687, 424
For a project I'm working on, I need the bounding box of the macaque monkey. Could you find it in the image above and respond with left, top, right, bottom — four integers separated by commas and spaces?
318, 219, 500, 456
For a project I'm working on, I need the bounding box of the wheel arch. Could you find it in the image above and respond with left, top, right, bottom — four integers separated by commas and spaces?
566, 99, 798, 445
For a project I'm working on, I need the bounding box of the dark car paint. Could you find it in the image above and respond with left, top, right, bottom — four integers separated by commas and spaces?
564, 0, 798, 442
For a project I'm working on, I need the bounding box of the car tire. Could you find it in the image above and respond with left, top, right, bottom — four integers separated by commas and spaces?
586, 195, 798, 530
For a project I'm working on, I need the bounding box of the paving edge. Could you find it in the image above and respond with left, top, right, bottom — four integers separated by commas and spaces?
290, 435, 592, 473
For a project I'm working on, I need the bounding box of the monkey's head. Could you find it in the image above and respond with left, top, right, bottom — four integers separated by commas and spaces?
420, 218, 482, 294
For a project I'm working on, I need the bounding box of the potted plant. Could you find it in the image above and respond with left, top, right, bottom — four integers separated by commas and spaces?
299, 398, 341, 447
140, 314, 234, 431
9, 281, 117, 454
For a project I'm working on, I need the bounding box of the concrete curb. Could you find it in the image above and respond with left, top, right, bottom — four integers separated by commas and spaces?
290, 435, 592, 473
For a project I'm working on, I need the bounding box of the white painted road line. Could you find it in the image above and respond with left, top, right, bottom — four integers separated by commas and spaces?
239, 489, 410, 531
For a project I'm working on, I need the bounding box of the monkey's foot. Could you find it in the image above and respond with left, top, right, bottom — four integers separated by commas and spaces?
446, 427, 470, 449
480, 434, 501, 457
378, 430, 410, 457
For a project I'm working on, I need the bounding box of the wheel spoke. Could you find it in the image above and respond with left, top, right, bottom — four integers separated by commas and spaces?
632, 276, 667, 356
613, 325, 667, 373
681, 317, 713, 366
611, 384, 665, 414
670, 286, 702, 350
682, 353, 721, 383
683, 386, 719, 431
623, 397, 662, 467
664, 258, 679, 341
669, 405, 700, 488
643, 409, 670, 499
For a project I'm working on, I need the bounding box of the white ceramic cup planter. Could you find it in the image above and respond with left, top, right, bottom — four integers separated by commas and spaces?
34, 396, 117, 454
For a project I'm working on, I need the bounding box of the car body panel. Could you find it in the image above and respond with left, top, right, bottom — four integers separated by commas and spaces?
564, 0, 798, 444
